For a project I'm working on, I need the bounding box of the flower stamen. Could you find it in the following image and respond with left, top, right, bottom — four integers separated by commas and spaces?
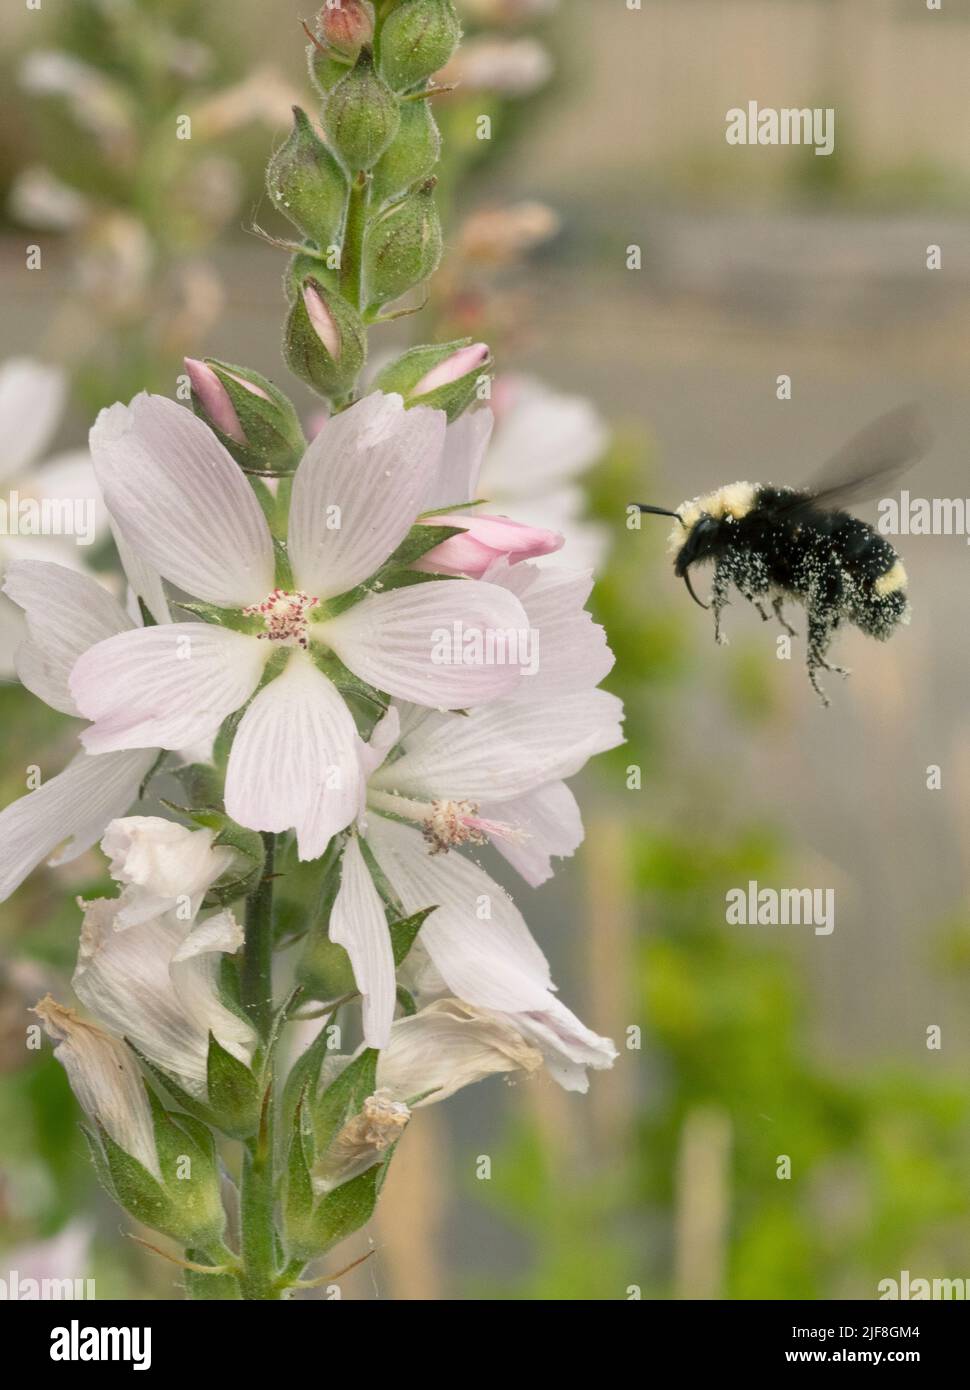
243, 588, 319, 648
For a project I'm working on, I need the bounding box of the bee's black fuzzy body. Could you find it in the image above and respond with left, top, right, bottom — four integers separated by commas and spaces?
668, 482, 910, 705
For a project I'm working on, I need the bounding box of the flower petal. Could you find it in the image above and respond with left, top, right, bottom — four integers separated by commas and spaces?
377, 998, 543, 1105
3, 559, 131, 714
71, 623, 267, 754
324, 578, 531, 707
486, 780, 584, 887
330, 835, 396, 1048
224, 653, 363, 859
89, 393, 274, 607
506, 996, 617, 1093
366, 814, 554, 1013
0, 359, 67, 481
289, 392, 447, 600
485, 377, 607, 496
0, 748, 156, 902
484, 557, 614, 695
422, 408, 494, 510
368, 689, 624, 802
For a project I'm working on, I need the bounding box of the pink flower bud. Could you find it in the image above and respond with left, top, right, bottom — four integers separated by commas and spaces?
412, 342, 490, 398
317, 0, 375, 56
302, 282, 342, 361
415, 512, 564, 578
184, 357, 246, 444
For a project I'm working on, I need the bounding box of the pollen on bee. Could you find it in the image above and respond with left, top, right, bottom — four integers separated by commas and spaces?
873, 560, 907, 597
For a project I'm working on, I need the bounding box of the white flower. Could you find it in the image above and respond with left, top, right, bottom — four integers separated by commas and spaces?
72, 894, 255, 1099
327, 620, 622, 1053
72, 391, 533, 860
100, 815, 236, 928
376, 998, 544, 1104
0, 358, 108, 674
428, 379, 609, 572
32, 995, 160, 1178
0, 559, 164, 903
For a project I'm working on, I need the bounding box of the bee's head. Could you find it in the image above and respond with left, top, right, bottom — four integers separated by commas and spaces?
673, 513, 721, 576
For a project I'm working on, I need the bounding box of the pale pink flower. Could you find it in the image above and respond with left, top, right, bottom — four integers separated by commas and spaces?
71, 391, 533, 860
415, 511, 563, 577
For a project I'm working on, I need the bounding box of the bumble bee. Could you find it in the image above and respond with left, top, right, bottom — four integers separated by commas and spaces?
636, 405, 930, 705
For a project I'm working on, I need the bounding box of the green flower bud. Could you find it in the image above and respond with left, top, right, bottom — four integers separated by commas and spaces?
283, 247, 338, 304
323, 46, 399, 173
284, 276, 367, 398
379, 0, 461, 92
266, 106, 348, 246
371, 97, 441, 208
186, 357, 306, 474
363, 177, 443, 309
307, 40, 353, 95
373, 338, 492, 421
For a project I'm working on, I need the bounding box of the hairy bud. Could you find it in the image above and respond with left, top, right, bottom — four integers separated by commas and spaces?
363, 177, 443, 309
373, 338, 491, 421
317, 0, 374, 58
284, 277, 367, 398
266, 106, 348, 246
186, 358, 306, 473
323, 46, 399, 172
371, 97, 441, 208
380, 0, 462, 92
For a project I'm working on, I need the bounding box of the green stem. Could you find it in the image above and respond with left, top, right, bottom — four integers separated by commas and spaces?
242, 832, 276, 1040
339, 171, 369, 315
239, 1092, 280, 1300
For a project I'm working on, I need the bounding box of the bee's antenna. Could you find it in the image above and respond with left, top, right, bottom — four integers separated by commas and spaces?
682, 568, 710, 610
635, 503, 686, 528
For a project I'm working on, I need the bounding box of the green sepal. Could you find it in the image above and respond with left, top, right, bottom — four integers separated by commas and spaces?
312, 1047, 378, 1154
363, 178, 443, 309
375, 339, 493, 422
266, 106, 348, 247
389, 905, 436, 967
183, 1249, 243, 1301
148, 1091, 226, 1247
307, 41, 354, 96
379, 521, 466, 569
307, 1164, 384, 1254
323, 46, 400, 173
189, 360, 306, 475
282, 1091, 318, 1258
395, 985, 417, 1017
175, 600, 262, 635
206, 1032, 262, 1139
379, 0, 461, 93
99, 1124, 180, 1239
284, 246, 339, 304
371, 97, 441, 207
284, 275, 367, 399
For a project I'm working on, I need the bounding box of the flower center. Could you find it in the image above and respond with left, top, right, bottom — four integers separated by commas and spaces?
243, 588, 319, 648
367, 790, 524, 855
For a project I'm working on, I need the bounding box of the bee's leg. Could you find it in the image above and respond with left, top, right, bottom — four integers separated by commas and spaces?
711, 560, 731, 645
753, 599, 772, 622
772, 596, 798, 637
806, 606, 848, 706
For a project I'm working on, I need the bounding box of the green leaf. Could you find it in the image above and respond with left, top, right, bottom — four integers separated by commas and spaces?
313, 1047, 378, 1155
283, 1092, 318, 1258
395, 985, 417, 1017
206, 1032, 261, 1139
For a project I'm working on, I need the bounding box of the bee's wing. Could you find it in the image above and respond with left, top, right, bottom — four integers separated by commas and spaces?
783, 404, 931, 514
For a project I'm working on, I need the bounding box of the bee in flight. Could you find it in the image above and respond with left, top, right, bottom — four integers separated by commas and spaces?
635, 405, 930, 705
